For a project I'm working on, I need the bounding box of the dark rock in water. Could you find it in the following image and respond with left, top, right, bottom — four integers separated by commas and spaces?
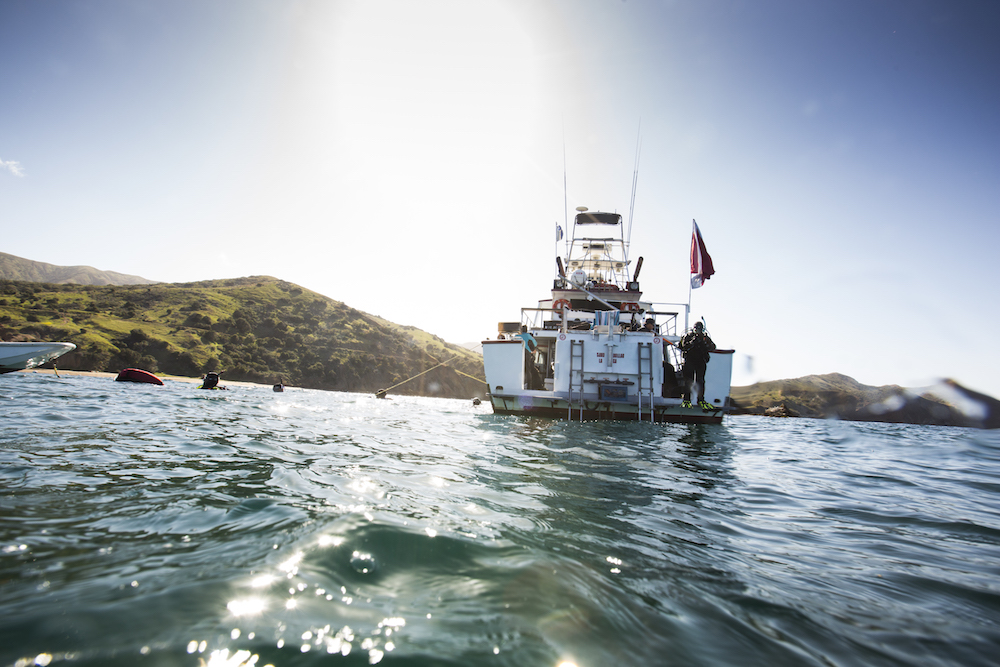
759, 400, 809, 418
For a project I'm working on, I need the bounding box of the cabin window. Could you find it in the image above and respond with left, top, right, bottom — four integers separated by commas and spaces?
534, 341, 555, 379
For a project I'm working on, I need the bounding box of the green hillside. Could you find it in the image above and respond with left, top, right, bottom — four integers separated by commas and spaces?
0, 276, 486, 398
731, 373, 902, 418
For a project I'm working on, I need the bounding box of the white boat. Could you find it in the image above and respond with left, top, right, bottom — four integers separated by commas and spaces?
482, 208, 733, 423
0, 342, 76, 374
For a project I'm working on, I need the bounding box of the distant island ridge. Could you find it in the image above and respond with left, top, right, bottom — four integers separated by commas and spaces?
2, 251, 998, 428
0, 251, 157, 286
731, 373, 1000, 430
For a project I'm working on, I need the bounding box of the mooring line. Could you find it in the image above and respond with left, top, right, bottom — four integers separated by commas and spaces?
380, 356, 455, 393
376, 350, 487, 397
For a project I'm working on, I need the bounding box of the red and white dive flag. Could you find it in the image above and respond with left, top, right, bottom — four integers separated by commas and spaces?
690, 219, 715, 289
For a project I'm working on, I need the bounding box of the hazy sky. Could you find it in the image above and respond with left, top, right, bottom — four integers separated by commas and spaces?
3, 0, 999, 396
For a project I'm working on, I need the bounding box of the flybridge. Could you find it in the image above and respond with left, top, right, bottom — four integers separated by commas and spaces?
559, 208, 634, 293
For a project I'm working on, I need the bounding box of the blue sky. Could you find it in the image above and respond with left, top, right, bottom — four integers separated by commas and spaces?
3, 0, 999, 397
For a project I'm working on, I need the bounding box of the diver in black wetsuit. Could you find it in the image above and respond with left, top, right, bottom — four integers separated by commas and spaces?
679, 322, 715, 409
199, 371, 227, 390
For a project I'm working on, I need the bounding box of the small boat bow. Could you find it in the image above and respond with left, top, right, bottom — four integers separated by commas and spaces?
0, 342, 76, 374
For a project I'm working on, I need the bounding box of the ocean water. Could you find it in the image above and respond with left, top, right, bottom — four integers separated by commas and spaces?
2, 373, 999, 667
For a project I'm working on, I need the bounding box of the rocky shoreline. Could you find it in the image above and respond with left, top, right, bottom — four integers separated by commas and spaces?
21, 368, 268, 389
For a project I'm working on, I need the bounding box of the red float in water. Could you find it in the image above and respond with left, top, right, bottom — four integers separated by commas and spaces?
115, 368, 164, 385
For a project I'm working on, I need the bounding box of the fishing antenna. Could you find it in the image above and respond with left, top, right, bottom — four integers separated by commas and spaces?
626, 121, 642, 247
562, 131, 569, 258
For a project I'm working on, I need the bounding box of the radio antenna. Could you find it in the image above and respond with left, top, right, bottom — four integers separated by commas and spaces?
626, 122, 641, 247
562, 132, 569, 255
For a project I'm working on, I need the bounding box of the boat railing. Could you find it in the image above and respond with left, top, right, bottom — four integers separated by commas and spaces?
520, 301, 690, 338
644, 302, 692, 338
520, 307, 554, 332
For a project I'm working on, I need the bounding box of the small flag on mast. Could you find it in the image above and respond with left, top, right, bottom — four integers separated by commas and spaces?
556, 224, 563, 242
690, 219, 715, 289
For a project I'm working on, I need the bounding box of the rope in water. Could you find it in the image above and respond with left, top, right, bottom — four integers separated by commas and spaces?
451, 367, 488, 384
379, 356, 456, 393
377, 351, 488, 395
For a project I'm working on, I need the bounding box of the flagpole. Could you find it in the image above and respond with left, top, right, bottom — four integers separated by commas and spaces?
687, 275, 693, 331
562, 130, 569, 260
686, 219, 695, 331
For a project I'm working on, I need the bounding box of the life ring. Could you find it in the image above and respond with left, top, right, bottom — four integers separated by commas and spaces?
552, 299, 572, 311
619, 302, 640, 312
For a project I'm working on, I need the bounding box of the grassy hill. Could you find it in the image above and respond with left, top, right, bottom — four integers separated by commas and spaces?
731, 373, 901, 417
0, 276, 486, 399
0, 251, 157, 285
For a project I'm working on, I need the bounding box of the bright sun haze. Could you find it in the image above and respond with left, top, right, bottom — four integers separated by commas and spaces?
2, 0, 998, 396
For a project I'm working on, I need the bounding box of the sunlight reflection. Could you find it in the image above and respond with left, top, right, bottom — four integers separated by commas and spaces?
317, 534, 344, 547
278, 551, 303, 576
350, 550, 375, 574
348, 478, 385, 498
368, 648, 384, 663
317, 625, 356, 656
13, 655, 53, 667
205, 648, 260, 667
227, 597, 266, 617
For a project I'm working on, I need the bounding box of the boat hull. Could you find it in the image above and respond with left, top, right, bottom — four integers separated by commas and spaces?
0, 342, 76, 374
488, 393, 726, 424
483, 333, 733, 424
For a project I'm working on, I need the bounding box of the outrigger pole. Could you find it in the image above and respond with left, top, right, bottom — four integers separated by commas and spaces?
562, 134, 570, 259
626, 121, 641, 248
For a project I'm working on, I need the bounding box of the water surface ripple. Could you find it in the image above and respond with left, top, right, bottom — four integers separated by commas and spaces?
2, 373, 999, 666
